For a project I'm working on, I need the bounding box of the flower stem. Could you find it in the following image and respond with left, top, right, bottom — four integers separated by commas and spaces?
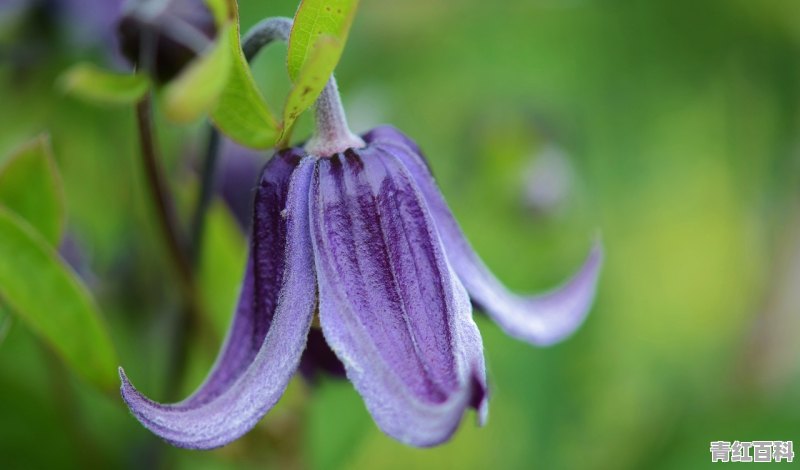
306, 77, 365, 156
242, 17, 293, 62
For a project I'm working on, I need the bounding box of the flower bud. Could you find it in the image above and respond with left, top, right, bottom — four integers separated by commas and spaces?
117, 0, 217, 83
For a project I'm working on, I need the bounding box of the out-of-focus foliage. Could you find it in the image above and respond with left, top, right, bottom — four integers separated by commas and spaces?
198, 201, 247, 336
0, 136, 64, 245
1, 0, 799, 468
0, 136, 118, 393
0, 208, 118, 392
59, 64, 150, 105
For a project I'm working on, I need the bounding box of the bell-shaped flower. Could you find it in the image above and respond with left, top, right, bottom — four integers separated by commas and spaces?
120, 77, 602, 450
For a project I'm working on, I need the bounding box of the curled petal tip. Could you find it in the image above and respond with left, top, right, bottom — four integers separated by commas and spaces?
380, 129, 603, 347
492, 239, 603, 347
117, 156, 318, 450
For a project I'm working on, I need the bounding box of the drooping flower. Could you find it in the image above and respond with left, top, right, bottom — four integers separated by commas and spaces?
120, 71, 602, 449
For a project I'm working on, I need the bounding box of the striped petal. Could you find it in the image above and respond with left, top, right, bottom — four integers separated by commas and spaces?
311, 147, 487, 447
119, 154, 317, 449
367, 126, 602, 346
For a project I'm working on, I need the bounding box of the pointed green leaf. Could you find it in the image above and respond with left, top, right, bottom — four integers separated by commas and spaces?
162, 23, 234, 123
59, 63, 150, 105
209, 1, 280, 149
0, 208, 118, 391
287, 0, 359, 82
281, 36, 340, 137
0, 135, 65, 246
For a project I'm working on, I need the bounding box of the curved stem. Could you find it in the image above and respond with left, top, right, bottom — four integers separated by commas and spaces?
244, 16, 365, 157
305, 77, 365, 156
242, 17, 292, 62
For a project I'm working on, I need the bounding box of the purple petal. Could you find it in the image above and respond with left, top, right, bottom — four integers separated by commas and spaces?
367, 126, 603, 346
119, 154, 318, 449
183, 150, 298, 406
311, 147, 487, 447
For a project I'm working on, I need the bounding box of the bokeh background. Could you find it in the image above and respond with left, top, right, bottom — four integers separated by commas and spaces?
2, 0, 800, 468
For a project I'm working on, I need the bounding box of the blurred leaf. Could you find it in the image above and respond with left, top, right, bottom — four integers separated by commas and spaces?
162, 24, 234, 123
59, 64, 150, 105
209, 1, 280, 149
287, 0, 359, 82
281, 36, 340, 138
0, 208, 118, 391
0, 135, 65, 246
198, 201, 247, 335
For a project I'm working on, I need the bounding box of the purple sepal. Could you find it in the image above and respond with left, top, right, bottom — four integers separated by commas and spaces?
310, 148, 487, 447
367, 126, 603, 346
119, 154, 317, 449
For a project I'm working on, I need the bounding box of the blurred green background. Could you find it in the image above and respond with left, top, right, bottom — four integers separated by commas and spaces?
1, 0, 799, 468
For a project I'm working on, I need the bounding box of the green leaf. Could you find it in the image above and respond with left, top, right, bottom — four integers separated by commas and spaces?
198, 201, 247, 336
282, 0, 359, 132
281, 36, 340, 136
0, 208, 118, 391
59, 63, 150, 105
162, 24, 234, 123
287, 0, 359, 82
0, 135, 65, 246
209, 1, 280, 149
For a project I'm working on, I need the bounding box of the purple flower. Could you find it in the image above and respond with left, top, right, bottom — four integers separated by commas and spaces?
120, 125, 603, 449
